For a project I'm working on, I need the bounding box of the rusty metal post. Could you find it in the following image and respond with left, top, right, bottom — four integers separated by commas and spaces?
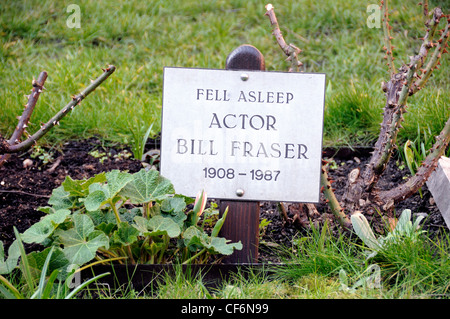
219, 44, 265, 264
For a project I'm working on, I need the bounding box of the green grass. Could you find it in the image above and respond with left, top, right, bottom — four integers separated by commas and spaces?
0, 0, 448, 149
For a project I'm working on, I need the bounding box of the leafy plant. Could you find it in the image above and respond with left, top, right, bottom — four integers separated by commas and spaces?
129, 123, 155, 161
0, 228, 109, 299
350, 209, 425, 259
16, 169, 241, 269
30, 145, 54, 165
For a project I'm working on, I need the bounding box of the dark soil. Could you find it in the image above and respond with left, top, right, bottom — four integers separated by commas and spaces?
0, 138, 448, 263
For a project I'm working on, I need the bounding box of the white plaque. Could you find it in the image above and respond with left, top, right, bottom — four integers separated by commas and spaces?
160, 67, 325, 203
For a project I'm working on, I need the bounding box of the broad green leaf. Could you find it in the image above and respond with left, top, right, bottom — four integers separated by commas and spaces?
182, 226, 209, 251
25, 247, 69, 282
182, 226, 242, 255
112, 222, 139, 246
148, 215, 181, 238
84, 190, 109, 212
133, 215, 180, 238
22, 209, 71, 244
162, 210, 187, 228
120, 169, 175, 204
84, 170, 133, 212
161, 196, 186, 214
55, 215, 109, 266
0, 240, 20, 275
133, 216, 149, 234
96, 222, 117, 236
105, 170, 133, 196
62, 173, 106, 198
48, 186, 77, 210
208, 237, 242, 255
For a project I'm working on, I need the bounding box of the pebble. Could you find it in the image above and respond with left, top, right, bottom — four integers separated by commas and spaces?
23, 159, 33, 168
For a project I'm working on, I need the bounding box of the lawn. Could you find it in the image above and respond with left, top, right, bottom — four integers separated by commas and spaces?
1, 0, 448, 149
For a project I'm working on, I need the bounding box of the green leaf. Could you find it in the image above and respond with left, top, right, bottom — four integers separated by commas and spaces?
48, 186, 77, 210
84, 170, 133, 212
161, 196, 186, 214
182, 226, 242, 256
22, 209, 71, 244
404, 140, 416, 175
133, 215, 181, 238
211, 206, 228, 237
120, 169, 175, 204
350, 212, 380, 250
26, 247, 69, 282
84, 185, 109, 212
208, 237, 242, 255
62, 173, 106, 197
148, 215, 181, 238
0, 240, 20, 275
112, 222, 140, 246
55, 215, 109, 266
182, 226, 208, 251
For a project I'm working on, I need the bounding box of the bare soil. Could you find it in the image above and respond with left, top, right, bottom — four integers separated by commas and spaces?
0, 137, 447, 263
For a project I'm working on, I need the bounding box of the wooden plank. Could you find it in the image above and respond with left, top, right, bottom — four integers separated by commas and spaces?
219, 44, 265, 264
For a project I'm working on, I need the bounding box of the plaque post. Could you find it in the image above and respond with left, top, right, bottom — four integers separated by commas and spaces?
219, 45, 265, 264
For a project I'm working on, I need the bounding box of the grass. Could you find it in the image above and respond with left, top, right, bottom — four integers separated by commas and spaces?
0, 0, 448, 149
70, 220, 448, 299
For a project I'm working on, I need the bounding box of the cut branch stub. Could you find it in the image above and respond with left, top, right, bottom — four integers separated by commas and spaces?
265, 3, 302, 72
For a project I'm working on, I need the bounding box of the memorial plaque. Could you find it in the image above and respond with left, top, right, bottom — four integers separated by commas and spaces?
161, 67, 325, 203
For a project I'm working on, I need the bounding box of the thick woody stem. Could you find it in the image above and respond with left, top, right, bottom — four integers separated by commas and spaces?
264, 3, 302, 72
381, 0, 396, 76
378, 116, 450, 210
1, 65, 116, 154
0, 71, 48, 166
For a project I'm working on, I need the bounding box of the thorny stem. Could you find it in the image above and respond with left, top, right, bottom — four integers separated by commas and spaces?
381, 0, 396, 76
265, 3, 302, 72
0, 71, 48, 166
0, 65, 116, 154
412, 11, 449, 94
366, 5, 448, 186
378, 116, 450, 209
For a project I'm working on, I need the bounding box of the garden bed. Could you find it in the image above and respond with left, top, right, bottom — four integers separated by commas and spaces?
0, 137, 447, 265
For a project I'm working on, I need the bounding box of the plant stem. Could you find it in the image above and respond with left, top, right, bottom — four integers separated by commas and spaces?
378, 115, 450, 209
182, 248, 207, 265
321, 161, 351, 229
382, 0, 396, 76
264, 3, 302, 72
1, 66, 116, 154
0, 71, 48, 165
110, 199, 121, 224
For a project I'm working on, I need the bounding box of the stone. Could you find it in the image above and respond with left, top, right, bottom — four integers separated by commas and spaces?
426, 156, 450, 229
